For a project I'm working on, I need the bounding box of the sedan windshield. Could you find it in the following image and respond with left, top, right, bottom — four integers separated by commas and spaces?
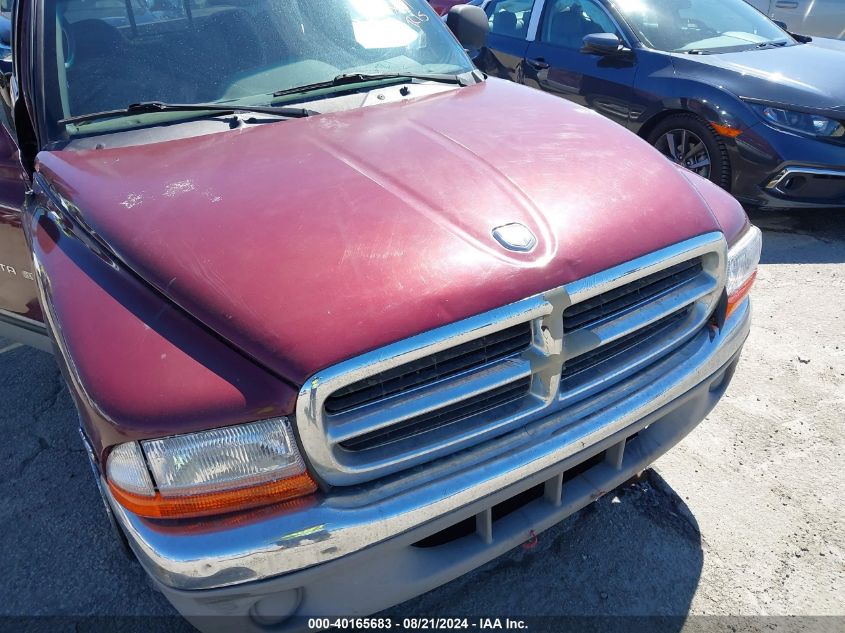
43, 0, 474, 139
614, 0, 792, 53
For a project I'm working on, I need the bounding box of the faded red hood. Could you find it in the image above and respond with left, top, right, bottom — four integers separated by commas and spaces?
37, 79, 723, 385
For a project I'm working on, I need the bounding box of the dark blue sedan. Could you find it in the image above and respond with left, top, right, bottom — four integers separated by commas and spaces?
472, 0, 845, 210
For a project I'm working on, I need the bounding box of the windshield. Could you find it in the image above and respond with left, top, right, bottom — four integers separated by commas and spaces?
42, 0, 474, 140
614, 0, 792, 53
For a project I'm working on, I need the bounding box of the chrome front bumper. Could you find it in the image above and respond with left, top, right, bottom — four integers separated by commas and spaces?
105, 299, 751, 598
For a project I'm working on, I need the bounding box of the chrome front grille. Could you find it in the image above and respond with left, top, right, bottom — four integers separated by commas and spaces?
296, 233, 727, 486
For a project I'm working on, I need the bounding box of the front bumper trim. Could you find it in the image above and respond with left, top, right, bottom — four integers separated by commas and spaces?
765, 165, 845, 193
106, 301, 751, 592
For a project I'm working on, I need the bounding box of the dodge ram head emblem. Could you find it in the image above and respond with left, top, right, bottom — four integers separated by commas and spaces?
492, 223, 537, 253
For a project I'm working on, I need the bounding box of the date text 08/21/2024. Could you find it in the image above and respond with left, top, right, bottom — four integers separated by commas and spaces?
306, 618, 529, 630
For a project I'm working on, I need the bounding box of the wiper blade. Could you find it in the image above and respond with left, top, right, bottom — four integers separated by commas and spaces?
756, 40, 789, 49
680, 49, 714, 55
60, 101, 312, 127
273, 72, 471, 98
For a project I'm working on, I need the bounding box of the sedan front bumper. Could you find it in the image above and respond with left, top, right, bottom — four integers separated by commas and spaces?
730, 122, 845, 209
105, 300, 751, 630
762, 165, 845, 206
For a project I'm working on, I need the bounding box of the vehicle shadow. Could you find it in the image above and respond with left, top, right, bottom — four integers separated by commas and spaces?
747, 207, 845, 265
385, 470, 703, 633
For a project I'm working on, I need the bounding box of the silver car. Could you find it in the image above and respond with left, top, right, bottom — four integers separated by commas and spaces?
746, 0, 845, 39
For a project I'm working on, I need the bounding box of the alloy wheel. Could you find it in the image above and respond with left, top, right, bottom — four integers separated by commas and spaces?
655, 128, 712, 179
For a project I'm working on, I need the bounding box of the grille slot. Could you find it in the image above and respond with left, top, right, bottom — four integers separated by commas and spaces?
340, 377, 531, 452
561, 306, 693, 385
411, 448, 609, 549
326, 322, 533, 414
563, 258, 703, 332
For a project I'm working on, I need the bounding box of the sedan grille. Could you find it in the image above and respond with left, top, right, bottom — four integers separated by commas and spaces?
296, 233, 727, 486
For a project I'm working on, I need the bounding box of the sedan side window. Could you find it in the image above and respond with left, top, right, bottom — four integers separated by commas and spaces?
540, 0, 621, 49
485, 0, 534, 39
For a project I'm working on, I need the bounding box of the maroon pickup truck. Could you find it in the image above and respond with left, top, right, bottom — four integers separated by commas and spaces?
0, 1, 760, 630
429, 0, 468, 15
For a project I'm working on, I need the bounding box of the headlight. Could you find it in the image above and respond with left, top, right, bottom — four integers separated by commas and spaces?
725, 225, 762, 317
751, 103, 845, 138
106, 418, 316, 518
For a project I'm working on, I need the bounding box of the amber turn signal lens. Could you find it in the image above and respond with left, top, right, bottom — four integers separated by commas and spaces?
724, 226, 762, 319
710, 122, 743, 138
108, 472, 317, 519
726, 271, 757, 318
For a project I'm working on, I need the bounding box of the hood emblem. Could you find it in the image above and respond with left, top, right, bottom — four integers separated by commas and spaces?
492, 223, 537, 253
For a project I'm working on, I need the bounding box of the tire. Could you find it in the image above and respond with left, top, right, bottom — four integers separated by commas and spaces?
646, 113, 732, 190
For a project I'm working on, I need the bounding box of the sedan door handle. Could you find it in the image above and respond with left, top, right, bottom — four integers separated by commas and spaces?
775, 1, 799, 8
526, 57, 550, 70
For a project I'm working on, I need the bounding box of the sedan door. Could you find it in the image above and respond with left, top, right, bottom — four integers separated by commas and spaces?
522, 0, 638, 128
477, 0, 535, 81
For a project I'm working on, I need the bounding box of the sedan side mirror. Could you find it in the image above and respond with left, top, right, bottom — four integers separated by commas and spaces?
581, 33, 628, 56
447, 5, 489, 51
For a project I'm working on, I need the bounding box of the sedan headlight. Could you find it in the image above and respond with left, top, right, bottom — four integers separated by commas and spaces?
725, 225, 762, 317
106, 418, 316, 518
751, 103, 845, 138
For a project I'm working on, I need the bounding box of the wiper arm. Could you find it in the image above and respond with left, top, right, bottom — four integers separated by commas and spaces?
273, 72, 471, 98
60, 101, 312, 127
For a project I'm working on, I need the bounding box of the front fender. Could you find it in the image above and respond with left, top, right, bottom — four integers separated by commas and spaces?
634, 74, 756, 137
24, 175, 298, 465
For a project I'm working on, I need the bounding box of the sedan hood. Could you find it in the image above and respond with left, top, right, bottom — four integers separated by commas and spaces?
37, 79, 722, 385
673, 39, 845, 113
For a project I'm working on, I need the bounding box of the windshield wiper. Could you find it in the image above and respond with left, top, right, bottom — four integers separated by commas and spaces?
59, 101, 312, 127
680, 49, 715, 55
755, 40, 790, 49
273, 72, 472, 98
